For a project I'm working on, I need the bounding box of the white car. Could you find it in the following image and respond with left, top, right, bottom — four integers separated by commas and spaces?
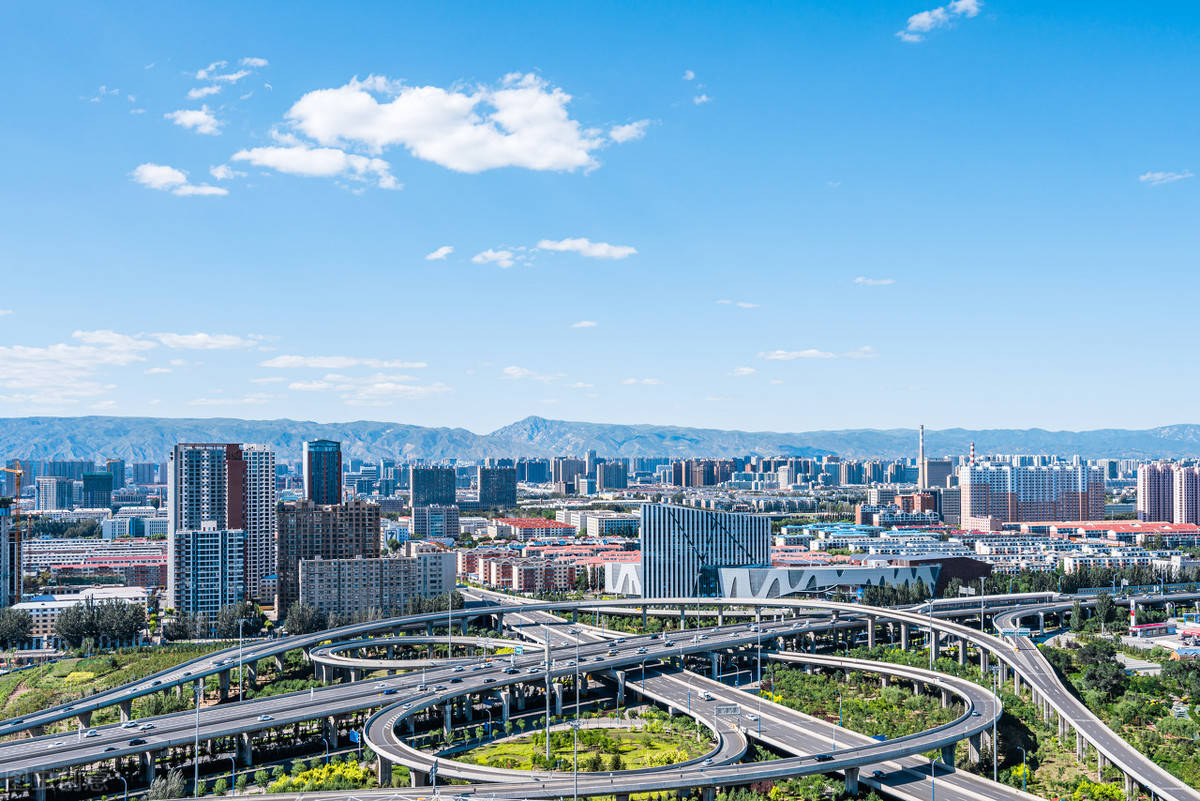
138, 723, 155, 731
375, 682, 387, 688
121, 721, 138, 729
257, 714, 273, 722
84, 729, 100, 738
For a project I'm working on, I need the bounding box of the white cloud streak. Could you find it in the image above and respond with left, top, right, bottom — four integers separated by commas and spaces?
536, 238, 636, 259
896, 0, 981, 42
425, 245, 454, 260
287, 372, 449, 406
571, 321, 598, 328
609, 120, 650, 143
165, 106, 222, 135
231, 144, 399, 189
1139, 170, 1193, 186
129, 163, 228, 197
758, 346, 878, 361
260, 355, 427, 369
854, 277, 896, 286
472, 249, 517, 268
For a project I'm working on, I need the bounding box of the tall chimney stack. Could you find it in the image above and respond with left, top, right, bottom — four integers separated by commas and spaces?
918, 424, 926, 489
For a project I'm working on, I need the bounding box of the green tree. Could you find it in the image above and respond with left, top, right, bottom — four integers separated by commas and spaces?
0, 607, 32, 648
1071, 600, 1086, 632
284, 602, 327, 635
1094, 593, 1115, 627
54, 599, 145, 648
608, 753, 623, 771
147, 770, 186, 800
215, 601, 266, 639
213, 778, 228, 795
254, 770, 270, 788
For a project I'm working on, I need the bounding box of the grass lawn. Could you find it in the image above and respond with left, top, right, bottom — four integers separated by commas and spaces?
457, 726, 712, 771
0, 643, 228, 728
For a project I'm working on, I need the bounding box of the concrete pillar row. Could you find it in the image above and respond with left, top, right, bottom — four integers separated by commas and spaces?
844, 767, 860, 795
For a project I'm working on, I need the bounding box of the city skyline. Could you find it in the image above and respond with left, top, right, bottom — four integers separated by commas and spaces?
5, 3, 1200, 432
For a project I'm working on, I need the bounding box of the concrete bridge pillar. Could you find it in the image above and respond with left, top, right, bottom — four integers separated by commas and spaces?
680, 607, 687, 629
76, 710, 92, 729
324, 716, 340, 749
219, 669, 230, 700
1098, 752, 1108, 781
866, 616, 876, 649
377, 755, 393, 786
844, 767, 860, 795
409, 769, 428, 787
1124, 774, 1136, 800
140, 750, 158, 783
710, 652, 719, 679
940, 689, 950, 708
717, 607, 724, 627
980, 651, 989, 673
755, 607, 762, 624
553, 683, 563, 716
119, 699, 132, 722
443, 703, 452, 734
900, 623, 910, 651
969, 733, 982, 763
912, 680, 922, 696
616, 794, 630, 801
999, 662, 1008, 684
500, 690, 511, 721
237, 733, 253, 767
615, 671, 626, 705
32, 772, 45, 801
274, 653, 285, 672
958, 637, 967, 666
516, 684, 527, 710
940, 744, 955, 768
1037, 612, 1046, 632
701, 787, 715, 801
1076, 730, 1086, 760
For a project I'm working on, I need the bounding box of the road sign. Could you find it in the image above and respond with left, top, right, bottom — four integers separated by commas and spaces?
999, 627, 1032, 637
515, 646, 524, 655
348, 730, 360, 744
714, 704, 740, 717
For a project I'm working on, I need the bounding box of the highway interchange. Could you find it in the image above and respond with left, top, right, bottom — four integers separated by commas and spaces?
1, 589, 1197, 801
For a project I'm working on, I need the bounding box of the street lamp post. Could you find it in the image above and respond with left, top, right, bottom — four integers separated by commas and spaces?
193, 679, 202, 794
1017, 746, 1027, 793
930, 756, 937, 801
573, 639, 581, 801
118, 776, 128, 801
227, 755, 236, 796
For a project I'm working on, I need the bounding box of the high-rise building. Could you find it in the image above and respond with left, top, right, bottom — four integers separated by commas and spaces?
35, 476, 73, 510
240, 445, 277, 603
550, 457, 586, 486
477, 466, 517, 508
81, 472, 114, 508
132, 462, 158, 485
411, 504, 460, 540
275, 499, 381, 610
105, 458, 126, 491
0, 504, 19, 607
596, 462, 628, 491
1173, 467, 1200, 526
516, 459, 550, 483
167, 443, 276, 604
639, 504, 770, 598
958, 462, 1104, 529
1137, 462, 1175, 522
409, 466, 456, 509
302, 440, 342, 505
171, 522, 245, 624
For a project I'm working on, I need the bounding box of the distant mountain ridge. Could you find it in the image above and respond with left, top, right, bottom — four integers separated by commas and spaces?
2, 416, 1200, 462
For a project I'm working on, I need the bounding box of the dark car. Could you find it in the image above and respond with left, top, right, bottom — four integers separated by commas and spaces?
103, 746, 118, 753
502, 667, 519, 675
814, 754, 833, 762
483, 677, 495, 684
382, 688, 398, 695
129, 738, 147, 746
449, 678, 462, 684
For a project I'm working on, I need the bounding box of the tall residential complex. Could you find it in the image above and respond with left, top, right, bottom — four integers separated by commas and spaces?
167, 443, 276, 604
35, 476, 72, 510
275, 499, 381, 610
0, 504, 18, 607
81, 471, 113, 508
171, 522, 245, 623
411, 504, 460, 540
410, 466, 456, 508
105, 458, 126, 490
303, 440, 342, 505
958, 462, 1105, 530
596, 462, 629, 491
1173, 466, 1200, 526
298, 548, 455, 619
476, 466, 516, 508
1137, 462, 1176, 522
639, 503, 770, 598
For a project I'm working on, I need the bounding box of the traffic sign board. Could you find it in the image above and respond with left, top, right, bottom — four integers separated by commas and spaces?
714, 704, 740, 717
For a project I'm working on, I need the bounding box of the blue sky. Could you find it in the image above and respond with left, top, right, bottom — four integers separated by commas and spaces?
3, 2, 1199, 434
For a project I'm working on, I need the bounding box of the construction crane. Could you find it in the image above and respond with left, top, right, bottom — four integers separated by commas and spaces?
0, 461, 22, 602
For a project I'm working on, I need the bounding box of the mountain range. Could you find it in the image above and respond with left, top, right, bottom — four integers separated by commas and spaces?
4, 416, 1200, 462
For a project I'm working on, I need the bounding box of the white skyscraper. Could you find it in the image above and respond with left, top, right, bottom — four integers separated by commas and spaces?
241, 445, 277, 604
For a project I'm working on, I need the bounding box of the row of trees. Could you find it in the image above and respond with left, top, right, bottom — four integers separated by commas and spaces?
282, 591, 464, 635
55, 598, 145, 648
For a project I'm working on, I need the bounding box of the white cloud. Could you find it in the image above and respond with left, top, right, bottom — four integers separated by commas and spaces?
854, 276, 896, 286
211, 69, 251, 84
130, 163, 229, 197
144, 367, 171, 375
1139, 170, 1193, 186
730, 367, 756, 376
568, 381, 593, 389
536, 238, 637, 259
210, 164, 240, 180
189, 393, 275, 406
897, 0, 981, 42
287, 372, 448, 406
241, 57, 269, 68
154, 332, 258, 349
717, 299, 757, 308
758, 346, 878, 360
250, 376, 287, 384
0, 330, 156, 407
693, 94, 711, 105
130, 163, 187, 190
165, 106, 222, 135
188, 86, 222, 99
501, 366, 535, 380
682, 70, 695, 81
0, 310, 11, 316
621, 377, 662, 385
571, 320, 598, 328
472, 249, 517, 268
425, 245, 454, 260
609, 120, 650, 143
169, 359, 186, 367
283, 73, 616, 174
260, 354, 426, 369
195, 60, 227, 80
231, 144, 399, 189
